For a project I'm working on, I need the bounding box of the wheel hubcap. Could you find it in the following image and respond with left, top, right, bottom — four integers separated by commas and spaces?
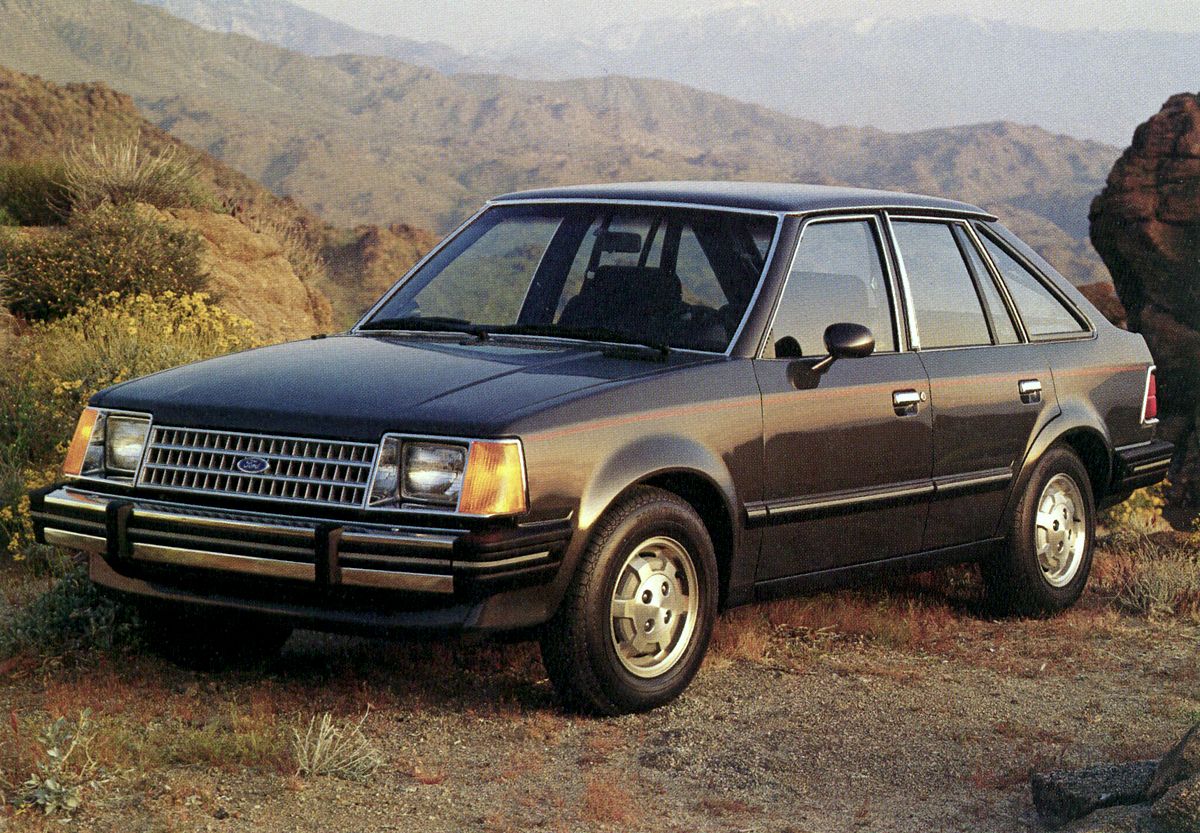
1035, 473, 1087, 587
609, 536, 699, 679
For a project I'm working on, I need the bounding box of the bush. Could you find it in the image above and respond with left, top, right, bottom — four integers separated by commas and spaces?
0, 160, 71, 226
0, 203, 208, 321
1101, 483, 1167, 533
0, 293, 258, 559
62, 139, 215, 214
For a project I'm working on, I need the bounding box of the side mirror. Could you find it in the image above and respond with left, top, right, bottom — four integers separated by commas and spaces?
812, 323, 874, 373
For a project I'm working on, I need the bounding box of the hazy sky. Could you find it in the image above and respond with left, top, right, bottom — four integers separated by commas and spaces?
289, 0, 1200, 49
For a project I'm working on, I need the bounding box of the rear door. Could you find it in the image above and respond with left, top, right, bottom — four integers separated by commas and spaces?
886, 216, 1055, 550
753, 215, 933, 581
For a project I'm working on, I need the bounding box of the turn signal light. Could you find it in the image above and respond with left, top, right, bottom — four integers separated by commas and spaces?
459, 441, 527, 515
62, 408, 100, 476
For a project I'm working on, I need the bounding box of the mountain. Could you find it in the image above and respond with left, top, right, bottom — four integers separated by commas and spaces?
0, 0, 1119, 286
134, 0, 509, 75
491, 9, 1200, 147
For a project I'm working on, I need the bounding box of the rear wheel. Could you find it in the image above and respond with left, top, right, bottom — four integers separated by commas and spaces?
984, 446, 1095, 615
140, 606, 292, 670
540, 487, 717, 715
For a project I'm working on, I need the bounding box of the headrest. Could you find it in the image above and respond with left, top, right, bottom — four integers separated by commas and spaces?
595, 231, 642, 254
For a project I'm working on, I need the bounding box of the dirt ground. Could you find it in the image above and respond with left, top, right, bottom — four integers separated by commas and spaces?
1, 562, 1198, 833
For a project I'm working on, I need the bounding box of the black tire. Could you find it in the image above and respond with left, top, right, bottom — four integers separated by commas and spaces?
540, 486, 718, 715
140, 606, 293, 671
983, 445, 1095, 616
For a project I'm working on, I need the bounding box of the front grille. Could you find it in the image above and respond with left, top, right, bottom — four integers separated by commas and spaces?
139, 426, 377, 508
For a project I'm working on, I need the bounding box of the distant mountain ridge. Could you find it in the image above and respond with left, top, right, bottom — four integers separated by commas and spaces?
135, 0, 511, 75
0, 0, 1120, 286
490, 9, 1200, 146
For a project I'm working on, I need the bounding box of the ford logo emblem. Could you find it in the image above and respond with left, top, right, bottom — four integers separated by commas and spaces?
235, 456, 271, 474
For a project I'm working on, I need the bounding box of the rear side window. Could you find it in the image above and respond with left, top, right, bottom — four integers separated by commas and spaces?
977, 231, 1085, 337
891, 220, 991, 349
767, 219, 896, 358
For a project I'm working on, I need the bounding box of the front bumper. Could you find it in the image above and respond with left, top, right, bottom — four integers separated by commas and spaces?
30, 485, 572, 631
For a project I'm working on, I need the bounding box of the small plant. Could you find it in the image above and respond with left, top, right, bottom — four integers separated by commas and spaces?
0, 203, 208, 321
1100, 483, 1167, 534
61, 139, 215, 214
0, 160, 72, 226
293, 711, 383, 782
19, 711, 99, 816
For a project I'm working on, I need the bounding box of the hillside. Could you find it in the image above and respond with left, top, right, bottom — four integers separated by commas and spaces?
0, 0, 1118, 285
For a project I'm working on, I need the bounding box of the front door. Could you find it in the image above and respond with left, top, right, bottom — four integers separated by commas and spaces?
753, 216, 933, 581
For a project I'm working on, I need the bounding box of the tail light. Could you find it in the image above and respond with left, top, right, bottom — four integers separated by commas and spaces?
1142, 366, 1158, 424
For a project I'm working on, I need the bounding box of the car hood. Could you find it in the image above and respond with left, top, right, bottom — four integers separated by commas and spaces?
91, 333, 710, 442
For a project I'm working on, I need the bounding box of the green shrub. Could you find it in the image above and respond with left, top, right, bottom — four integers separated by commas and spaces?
62, 139, 215, 213
0, 204, 208, 321
0, 160, 71, 226
0, 293, 258, 559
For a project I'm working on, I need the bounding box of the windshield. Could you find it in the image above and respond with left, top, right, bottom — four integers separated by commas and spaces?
360, 203, 778, 353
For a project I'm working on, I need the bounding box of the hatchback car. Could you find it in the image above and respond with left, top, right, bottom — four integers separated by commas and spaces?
32, 182, 1171, 714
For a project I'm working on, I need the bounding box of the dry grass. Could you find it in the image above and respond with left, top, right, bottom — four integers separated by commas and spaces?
1093, 531, 1200, 621
240, 212, 326, 287
581, 775, 637, 826
61, 139, 214, 213
292, 711, 382, 783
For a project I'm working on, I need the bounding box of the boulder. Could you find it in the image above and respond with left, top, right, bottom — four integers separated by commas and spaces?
1090, 93, 1200, 503
1059, 804, 1149, 833
1151, 774, 1200, 833
1151, 726, 1200, 800
1032, 760, 1159, 829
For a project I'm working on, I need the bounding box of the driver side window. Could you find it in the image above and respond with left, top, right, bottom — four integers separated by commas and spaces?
766, 218, 897, 358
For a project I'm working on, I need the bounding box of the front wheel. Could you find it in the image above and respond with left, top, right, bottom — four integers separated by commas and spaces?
540, 487, 718, 715
983, 446, 1095, 616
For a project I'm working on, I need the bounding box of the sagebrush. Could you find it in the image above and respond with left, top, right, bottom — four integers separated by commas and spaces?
0, 204, 209, 321
0, 160, 72, 226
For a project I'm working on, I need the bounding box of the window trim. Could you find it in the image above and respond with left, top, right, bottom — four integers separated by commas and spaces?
885, 214, 999, 352
756, 213, 906, 360
971, 222, 1095, 342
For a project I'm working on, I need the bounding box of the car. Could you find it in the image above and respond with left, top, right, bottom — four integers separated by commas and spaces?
31, 181, 1172, 714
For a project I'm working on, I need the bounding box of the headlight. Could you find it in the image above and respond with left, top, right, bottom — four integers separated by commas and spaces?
105, 416, 151, 474
403, 443, 466, 503
62, 408, 150, 482
368, 437, 527, 515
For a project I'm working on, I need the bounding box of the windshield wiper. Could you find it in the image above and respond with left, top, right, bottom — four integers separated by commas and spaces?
357, 316, 487, 340
483, 323, 670, 359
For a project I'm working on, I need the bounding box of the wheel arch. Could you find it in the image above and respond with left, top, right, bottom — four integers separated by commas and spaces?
1002, 403, 1113, 527
575, 435, 746, 609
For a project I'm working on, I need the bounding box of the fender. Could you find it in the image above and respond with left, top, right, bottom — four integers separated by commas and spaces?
471, 433, 747, 631
998, 396, 1112, 535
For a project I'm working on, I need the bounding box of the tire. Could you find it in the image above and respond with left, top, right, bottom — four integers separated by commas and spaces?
983, 445, 1095, 616
140, 606, 293, 671
540, 486, 718, 715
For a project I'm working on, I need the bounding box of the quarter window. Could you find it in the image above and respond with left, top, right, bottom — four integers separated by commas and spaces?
891, 220, 991, 349
977, 231, 1085, 337
954, 226, 1020, 344
767, 219, 896, 358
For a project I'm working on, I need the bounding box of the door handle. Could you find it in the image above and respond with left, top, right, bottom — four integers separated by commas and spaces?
1019, 379, 1042, 404
892, 389, 923, 416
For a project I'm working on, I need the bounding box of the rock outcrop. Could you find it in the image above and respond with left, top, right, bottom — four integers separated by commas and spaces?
1090, 93, 1200, 501
128, 204, 332, 343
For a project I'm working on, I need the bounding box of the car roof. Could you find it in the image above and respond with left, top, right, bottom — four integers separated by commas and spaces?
491, 181, 995, 218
